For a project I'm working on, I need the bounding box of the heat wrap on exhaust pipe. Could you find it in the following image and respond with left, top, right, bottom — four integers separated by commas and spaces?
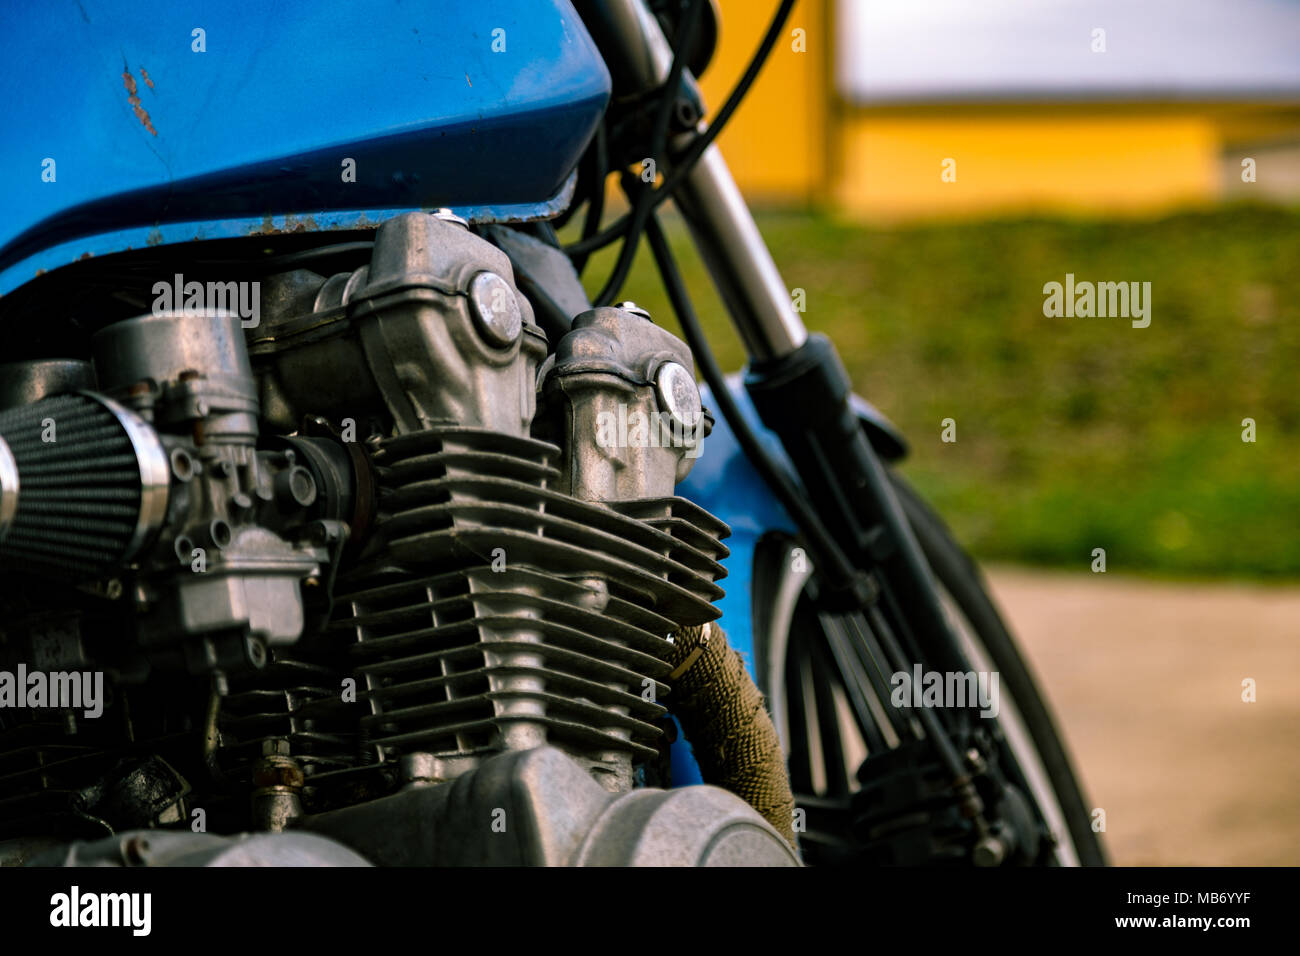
666, 621, 797, 849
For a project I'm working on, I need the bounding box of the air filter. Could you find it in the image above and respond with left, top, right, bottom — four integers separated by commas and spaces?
0, 392, 169, 576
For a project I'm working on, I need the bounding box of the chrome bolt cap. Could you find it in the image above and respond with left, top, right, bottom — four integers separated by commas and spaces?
469, 271, 523, 347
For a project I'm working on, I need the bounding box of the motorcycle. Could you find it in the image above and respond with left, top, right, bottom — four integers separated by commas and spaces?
0, 0, 1105, 867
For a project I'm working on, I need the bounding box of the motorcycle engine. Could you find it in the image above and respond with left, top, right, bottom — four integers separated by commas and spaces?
0, 212, 797, 866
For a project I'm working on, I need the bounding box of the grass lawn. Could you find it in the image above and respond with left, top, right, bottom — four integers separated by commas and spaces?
574, 204, 1300, 580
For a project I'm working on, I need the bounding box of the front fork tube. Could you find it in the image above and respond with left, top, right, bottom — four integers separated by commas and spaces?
673, 139, 990, 825
670, 143, 973, 678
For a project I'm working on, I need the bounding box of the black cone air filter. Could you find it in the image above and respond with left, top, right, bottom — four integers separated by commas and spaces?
0, 392, 169, 576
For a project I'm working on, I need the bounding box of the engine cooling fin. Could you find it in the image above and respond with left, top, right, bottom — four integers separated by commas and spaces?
327, 426, 730, 779
0, 392, 168, 576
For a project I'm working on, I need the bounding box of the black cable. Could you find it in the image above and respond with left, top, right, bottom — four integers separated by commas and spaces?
591, 0, 706, 306
256, 241, 375, 269
643, 213, 864, 594
568, 0, 797, 260
568, 121, 608, 275
551, 127, 600, 233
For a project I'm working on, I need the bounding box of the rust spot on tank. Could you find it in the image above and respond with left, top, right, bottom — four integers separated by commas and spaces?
281, 214, 323, 234
139, 67, 154, 89
122, 71, 157, 136
247, 213, 325, 237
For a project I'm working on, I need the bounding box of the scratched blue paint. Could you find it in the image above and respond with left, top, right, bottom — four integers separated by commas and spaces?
0, 0, 608, 294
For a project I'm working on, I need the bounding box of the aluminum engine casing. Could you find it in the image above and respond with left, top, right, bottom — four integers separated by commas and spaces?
246, 212, 731, 797
0, 210, 796, 865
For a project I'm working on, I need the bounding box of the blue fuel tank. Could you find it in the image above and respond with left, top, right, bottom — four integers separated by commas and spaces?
0, 1, 610, 294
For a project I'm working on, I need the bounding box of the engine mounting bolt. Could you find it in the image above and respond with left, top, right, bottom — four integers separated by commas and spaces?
432, 207, 469, 228
468, 271, 522, 348
655, 362, 702, 430
616, 301, 652, 321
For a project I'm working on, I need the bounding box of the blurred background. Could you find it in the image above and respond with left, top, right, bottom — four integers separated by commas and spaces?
573, 0, 1300, 864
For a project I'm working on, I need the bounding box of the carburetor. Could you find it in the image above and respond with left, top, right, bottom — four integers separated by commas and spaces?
89, 309, 353, 687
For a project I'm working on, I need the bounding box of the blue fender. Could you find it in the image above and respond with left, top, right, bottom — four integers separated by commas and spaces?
668, 377, 796, 784
668, 375, 906, 783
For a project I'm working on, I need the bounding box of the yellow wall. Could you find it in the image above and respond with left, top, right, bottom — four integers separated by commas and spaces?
834, 110, 1220, 221
697, 1, 1298, 219
695, 0, 827, 202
